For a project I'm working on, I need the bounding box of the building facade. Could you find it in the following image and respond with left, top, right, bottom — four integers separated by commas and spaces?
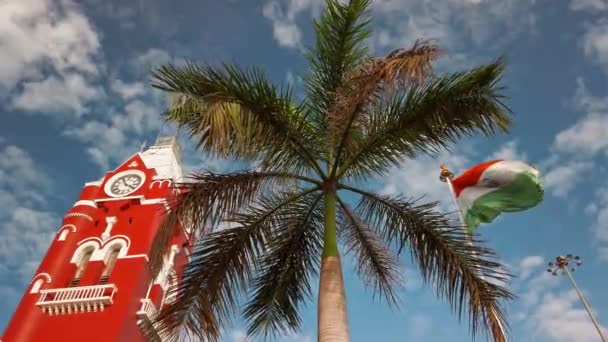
2, 136, 191, 341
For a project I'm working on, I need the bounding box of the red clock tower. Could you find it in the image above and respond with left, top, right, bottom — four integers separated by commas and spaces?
2, 136, 191, 342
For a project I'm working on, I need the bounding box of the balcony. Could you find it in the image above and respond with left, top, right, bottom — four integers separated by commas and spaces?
136, 298, 158, 320
137, 299, 163, 342
36, 284, 118, 315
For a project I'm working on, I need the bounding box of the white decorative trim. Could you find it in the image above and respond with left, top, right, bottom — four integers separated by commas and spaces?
84, 179, 103, 186
168, 245, 180, 267
110, 152, 147, 173
101, 216, 117, 241
101, 239, 129, 263
32, 273, 52, 284
36, 284, 118, 315
64, 212, 93, 222
140, 198, 170, 211
73, 200, 97, 208
160, 269, 178, 305
30, 279, 45, 294
76, 237, 103, 247
59, 224, 77, 233
103, 170, 146, 198
136, 298, 158, 321
119, 254, 150, 262
72, 236, 131, 263
140, 198, 167, 205
30, 273, 51, 293
58, 229, 69, 241
94, 195, 143, 203
149, 179, 174, 189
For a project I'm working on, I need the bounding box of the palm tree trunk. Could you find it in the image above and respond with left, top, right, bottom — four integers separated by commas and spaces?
318, 188, 349, 342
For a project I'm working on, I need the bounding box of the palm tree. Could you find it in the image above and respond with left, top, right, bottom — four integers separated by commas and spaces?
148, 0, 513, 341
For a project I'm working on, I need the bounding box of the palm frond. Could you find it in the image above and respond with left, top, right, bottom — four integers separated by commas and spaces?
340, 185, 512, 339
338, 59, 511, 180
152, 63, 325, 176
336, 197, 403, 306
304, 0, 372, 133
151, 188, 320, 341
330, 40, 441, 177
150, 170, 317, 277
243, 194, 324, 339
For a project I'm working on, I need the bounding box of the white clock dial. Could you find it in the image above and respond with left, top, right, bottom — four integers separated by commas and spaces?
104, 171, 146, 197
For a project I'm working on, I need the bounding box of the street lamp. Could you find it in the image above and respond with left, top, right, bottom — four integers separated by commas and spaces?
547, 254, 606, 342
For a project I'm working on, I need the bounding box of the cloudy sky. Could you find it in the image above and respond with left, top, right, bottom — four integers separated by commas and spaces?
1, 0, 608, 341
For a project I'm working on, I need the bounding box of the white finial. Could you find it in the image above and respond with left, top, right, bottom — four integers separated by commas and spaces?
139, 140, 147, 153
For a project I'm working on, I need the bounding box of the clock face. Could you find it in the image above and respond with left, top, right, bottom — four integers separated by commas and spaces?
104, 171, 145, 197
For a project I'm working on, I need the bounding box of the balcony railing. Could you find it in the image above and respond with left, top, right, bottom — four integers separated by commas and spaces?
137, 299, 164, 342
136, 298, 158, 320
36, 284, 118, 315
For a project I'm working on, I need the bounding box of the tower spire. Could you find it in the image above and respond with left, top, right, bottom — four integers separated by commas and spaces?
138, 140, 147, 153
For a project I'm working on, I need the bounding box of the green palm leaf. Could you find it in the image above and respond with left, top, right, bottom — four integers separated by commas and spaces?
243, 193, 324, 338
342, 185, 512, 339
152, 189, 319, 341
150, 171, 320, 276
339, 60, 511, 180
337, 198, 403, 306
152, 63, 325, 176
149, 0, 517, 340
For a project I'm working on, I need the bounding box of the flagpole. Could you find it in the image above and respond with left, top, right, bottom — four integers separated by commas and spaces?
547, 255, 607, 341
440, 164, 508, 342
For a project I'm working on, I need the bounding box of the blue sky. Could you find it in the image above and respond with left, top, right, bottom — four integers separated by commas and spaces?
1, 0, 608, 341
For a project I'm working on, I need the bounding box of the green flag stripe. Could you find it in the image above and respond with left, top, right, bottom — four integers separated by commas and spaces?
463, 171, 543, 232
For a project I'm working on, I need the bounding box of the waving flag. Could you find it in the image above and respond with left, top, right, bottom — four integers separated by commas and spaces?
450, 160, 543, 232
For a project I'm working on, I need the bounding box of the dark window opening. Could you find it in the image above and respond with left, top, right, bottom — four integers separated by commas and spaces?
70, 248, 93, 287
98, 247, 120, 284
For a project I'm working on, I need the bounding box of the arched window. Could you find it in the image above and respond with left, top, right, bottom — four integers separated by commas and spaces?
30, 279, 44, 294
58, 229, 69, 241
99, 246, 121, 284
70, 248, 93, 287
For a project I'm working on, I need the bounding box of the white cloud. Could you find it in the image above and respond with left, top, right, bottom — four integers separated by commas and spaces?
408, 313, 432, 339
0, 0, 102, 112
277, 332, 313, 342
110, 79, 146, 100
228, 329, 249, 342
542, 161, 592, 198
382, 150, 469, 212
571, 0, 608, 11
583, 20, 608, 72
532, 290, 607, 342
511, 254, 608, 341
489, 140, 526, 161
224, 329, 312, 342
554, 113, 608, 155
553, 78, 608, 156
370, 0, 537, 56
11, 73, 103, 114
590, 184, 608, 261
552, 78, 608, 261
0, 145, 58, 288
134, 48, 173, 69
63, 97, 161, 169
517, 256, 544, 281
573, 77, 608, 112
0, 145, 48, 190
262, 0, 315, 49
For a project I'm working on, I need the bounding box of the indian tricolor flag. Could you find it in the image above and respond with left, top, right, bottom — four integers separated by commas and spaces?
451, 160, 543, 232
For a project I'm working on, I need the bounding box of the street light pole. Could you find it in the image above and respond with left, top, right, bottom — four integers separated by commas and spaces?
547, 254, 606, 342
